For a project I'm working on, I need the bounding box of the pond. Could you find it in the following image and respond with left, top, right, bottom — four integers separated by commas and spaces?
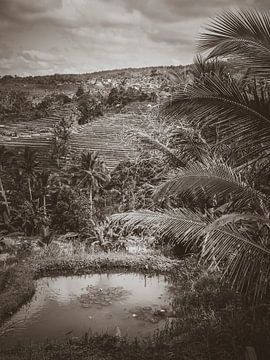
0, 272, 176, 348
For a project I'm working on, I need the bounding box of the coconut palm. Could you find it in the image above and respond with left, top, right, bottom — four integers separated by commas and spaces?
72, 151, 109, 217
161, 10, 270, 167
113, 158, 270, 302
162, 72, 270, 167
113, 9, 270, 303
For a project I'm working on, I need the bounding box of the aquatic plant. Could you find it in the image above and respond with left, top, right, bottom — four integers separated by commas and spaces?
78, 285, 131, 308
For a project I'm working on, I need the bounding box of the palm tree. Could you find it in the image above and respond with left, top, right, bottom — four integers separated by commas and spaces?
113, 9, 270, 303
161, 10, 270, 168
114, 158, 270, 302
72, 151, 109, 217
20, 146, 39, 202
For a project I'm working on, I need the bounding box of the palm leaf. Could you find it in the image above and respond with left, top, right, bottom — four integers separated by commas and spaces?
198, 8, 270, 79
162, 74, 270, 165
154, 158, 265, 209
0, 145, 16, 173
205, 213, 270, 233
191, 55, 229, 79
21, 146, 39, 176
112, 208, 270, 301
112, 208, 207, 247
167, 67, 189, 86
168, 125, 210, 164
203, 223, 270, 302
128, 130, 185, 167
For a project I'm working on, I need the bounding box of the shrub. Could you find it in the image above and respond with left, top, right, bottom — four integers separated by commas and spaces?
77, 94, 104, 124
107, 85, 151, 108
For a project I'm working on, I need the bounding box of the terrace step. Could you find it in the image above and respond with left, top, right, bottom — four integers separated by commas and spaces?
0, 102, 151, 170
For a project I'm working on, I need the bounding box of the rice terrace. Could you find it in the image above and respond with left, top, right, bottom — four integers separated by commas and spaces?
0, 1, 270, 359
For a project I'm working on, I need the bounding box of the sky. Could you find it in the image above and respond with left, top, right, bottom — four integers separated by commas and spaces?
0, 0, 269, 76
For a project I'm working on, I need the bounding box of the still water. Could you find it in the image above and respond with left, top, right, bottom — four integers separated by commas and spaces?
0, 273, 173, 347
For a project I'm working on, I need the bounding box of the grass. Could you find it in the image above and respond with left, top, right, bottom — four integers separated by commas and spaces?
0, 263, 35, 325
31, 242, 184, 277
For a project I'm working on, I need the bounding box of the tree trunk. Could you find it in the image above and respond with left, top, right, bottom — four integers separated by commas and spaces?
89, 186, 93, 217
43, 194, 47, 216
0, 177, 10, 216
28, 177, 32, 202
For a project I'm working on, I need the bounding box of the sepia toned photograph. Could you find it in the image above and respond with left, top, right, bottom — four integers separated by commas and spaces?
0, 1, 269, 359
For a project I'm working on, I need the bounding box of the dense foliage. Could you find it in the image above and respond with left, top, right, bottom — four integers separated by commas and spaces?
114, 8, 270, 305
1, 8, 270, 360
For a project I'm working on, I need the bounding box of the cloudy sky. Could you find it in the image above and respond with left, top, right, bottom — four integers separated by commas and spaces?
0, 0, 268, 76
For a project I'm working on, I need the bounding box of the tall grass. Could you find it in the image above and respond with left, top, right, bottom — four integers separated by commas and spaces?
31, 241, 184, 277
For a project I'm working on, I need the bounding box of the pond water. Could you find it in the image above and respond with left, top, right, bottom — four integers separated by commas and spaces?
0, 273, 175, 348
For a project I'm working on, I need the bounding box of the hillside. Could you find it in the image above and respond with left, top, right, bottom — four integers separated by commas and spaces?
0, 66, 174, 170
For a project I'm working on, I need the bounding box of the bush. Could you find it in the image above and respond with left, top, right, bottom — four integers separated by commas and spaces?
107, 155, 164, 212
0, 90, 33, 117
107, 85, 151, 108
77, 94, 104, 124
50, 186, 94, 237
51, 118, 72, 167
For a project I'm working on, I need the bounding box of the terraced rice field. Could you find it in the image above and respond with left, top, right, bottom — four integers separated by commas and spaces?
0, 102, 154, 170
0, 104, 74, 169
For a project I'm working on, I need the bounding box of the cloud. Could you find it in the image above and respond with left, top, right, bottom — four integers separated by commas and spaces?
121, 0, 257, 22
0, 48, 68, 76
0, 0, 62, 20
22, 50, 60, 62
0, 0, 268, 76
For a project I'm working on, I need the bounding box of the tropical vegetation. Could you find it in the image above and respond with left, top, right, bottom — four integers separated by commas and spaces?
1, 7, 270, 360
114, 8, 270, 304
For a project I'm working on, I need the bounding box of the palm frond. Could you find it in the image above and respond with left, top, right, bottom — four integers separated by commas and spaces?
0, 145, 15, 170
198, 8, 270, 79
203, 223, 270, 302
162, 74, 270, 165
129, 130, 185, 167
38, 169, 51, 190
112, 208, 207, 247
168, 125, 210, 164
191, 55, 229, 79
154, 158, 265, 209
112, 207, 270, 301
21, 146, 39, 175
167, 67, 190, 85
205, 213, 270, 233
81, 150, 99, 170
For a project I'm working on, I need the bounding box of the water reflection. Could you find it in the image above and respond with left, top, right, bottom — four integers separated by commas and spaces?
0, 273, 173, 348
